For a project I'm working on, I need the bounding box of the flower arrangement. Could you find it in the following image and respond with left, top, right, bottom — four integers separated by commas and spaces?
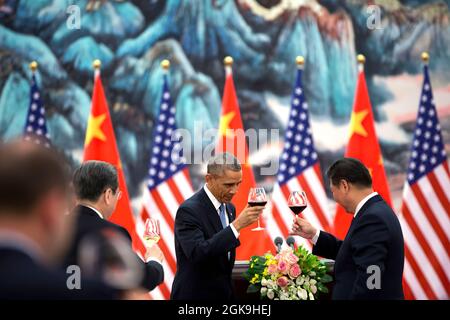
243, 245, 333, 300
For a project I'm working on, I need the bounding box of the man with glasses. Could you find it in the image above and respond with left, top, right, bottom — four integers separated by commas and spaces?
65, 160, 164, 291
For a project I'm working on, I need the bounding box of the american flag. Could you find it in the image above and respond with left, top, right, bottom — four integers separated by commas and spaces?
400, 64, 450, 300
23, 74, 50, 146
266, 65, 333, 249
137, 73, 194, 300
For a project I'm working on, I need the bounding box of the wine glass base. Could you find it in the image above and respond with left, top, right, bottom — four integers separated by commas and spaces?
251, 227, 265, 231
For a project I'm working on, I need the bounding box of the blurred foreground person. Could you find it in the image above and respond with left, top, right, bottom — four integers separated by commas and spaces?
0, 140, 117, 299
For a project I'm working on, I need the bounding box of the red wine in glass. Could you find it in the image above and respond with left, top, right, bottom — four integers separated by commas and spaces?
288, 191, 307, 216
248, 187, 267, 231
248, 201, 268, 207
289, 205, 307, 215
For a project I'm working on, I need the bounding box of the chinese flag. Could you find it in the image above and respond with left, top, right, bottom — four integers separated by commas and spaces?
216, 68, 274, 259
83, 72, 145, 254
333, 68, 393, 239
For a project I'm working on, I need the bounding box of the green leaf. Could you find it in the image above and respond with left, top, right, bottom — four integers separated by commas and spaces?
318, 284, 329, 294
247, 284, 260, 294
321, 274, 333, 283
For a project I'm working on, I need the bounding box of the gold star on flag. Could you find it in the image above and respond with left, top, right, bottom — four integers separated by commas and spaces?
219, 111, 235, 137
85, 113, 107, 146
349, 109, 369, 138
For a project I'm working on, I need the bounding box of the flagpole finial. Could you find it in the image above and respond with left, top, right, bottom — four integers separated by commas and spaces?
421, 52, 429, 64
357, 54, 366, 65
29, 61, 38, 72
161, 59, 170, 70
92, 59, 102, 70
224, 56, 233, 67
296, 56, 305, 67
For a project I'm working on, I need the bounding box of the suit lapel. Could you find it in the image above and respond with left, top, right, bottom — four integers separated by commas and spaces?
225, 203, 235, 223
197, 189, 223, 234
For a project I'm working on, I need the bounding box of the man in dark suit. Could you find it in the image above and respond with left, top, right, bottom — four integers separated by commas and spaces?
0, 141, 117, 299
171, 152, 265, 300
291, 157, 404, 300
65, 161, 164, 291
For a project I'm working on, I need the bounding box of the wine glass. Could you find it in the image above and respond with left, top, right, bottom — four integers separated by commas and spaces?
248, 187, 267, 231
143, 218, 160, 246
288, 191, 308, 216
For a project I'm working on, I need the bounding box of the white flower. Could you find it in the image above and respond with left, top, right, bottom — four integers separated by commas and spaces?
296, 277, 304, 286
309, 292, 315, 300
309, 272, 316, 277
261, 287, 268, 296
303, 280, 310, 289
280, 293, 289, 300
261, 278, 268, 287
311, 285, 317, 294
298, 288, 308, 300
267, 289, 275, 300
309, 279, 317, 286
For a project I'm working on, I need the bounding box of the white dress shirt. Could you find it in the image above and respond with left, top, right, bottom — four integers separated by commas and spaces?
204, 184, 239, 238
311, 192, 378, 245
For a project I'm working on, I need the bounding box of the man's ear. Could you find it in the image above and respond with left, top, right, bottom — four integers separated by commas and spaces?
104, 188, 113, 206
340, 179, 350, 193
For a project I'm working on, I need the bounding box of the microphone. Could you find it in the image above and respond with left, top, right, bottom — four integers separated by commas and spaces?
286, 236, 295, 250
274, 237, 283, 253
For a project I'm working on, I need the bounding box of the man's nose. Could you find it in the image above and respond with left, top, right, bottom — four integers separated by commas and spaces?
230, 185, 238, 194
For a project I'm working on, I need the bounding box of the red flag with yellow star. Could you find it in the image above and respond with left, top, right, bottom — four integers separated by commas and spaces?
333, 68, 393, 239
84, 72, 145, 254
216, 67, 274, 259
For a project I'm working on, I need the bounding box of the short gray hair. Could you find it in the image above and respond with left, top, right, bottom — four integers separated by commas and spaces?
207, 152, 241, 176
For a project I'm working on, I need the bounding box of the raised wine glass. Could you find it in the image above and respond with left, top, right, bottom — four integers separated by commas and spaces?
288, 191, 308, 216
248, 187, 267, 231
143, 218, 160, 247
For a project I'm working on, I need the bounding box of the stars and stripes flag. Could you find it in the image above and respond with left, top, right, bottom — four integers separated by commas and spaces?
266, 63, 333, 249
23, 74, 51, 146
137, 72, 194, 300
399, 63, 450, 300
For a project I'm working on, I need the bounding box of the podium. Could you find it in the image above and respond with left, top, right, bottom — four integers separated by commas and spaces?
232, 259, 335, 300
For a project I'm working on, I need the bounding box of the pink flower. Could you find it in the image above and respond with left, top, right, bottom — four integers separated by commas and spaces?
288, 264, 301, 279
277, 276, 289, 288
267, 264, 278, 275
277, 260, 288, 274
286, 253, 299, 265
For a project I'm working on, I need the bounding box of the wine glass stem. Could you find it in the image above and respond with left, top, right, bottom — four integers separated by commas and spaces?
257, 218, 261, 228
